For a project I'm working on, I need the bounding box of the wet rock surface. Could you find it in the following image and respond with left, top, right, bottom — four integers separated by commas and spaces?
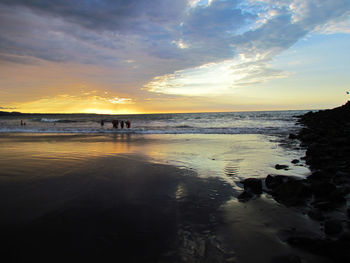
275, 164, 289, 170
242, 178, 262, 194
236, 102, 350, 262
274, 102, 350, 262
238, 178, 263, 202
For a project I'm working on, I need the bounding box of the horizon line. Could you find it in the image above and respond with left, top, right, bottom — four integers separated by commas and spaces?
0, 108, 320, 116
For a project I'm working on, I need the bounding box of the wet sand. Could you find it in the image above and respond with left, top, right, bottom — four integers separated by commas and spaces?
0, 134, 330, 262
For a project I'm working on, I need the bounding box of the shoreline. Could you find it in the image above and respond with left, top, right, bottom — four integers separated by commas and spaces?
0, 154, 235, 262
249, 102, 350, 263
0, 129, 330, 262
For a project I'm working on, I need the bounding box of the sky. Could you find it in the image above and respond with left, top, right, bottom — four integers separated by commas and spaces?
0, 0, 350, 114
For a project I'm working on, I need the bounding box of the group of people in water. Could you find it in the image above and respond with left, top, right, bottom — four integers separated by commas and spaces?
100, 119, 131, 129
19, 119, 131, 129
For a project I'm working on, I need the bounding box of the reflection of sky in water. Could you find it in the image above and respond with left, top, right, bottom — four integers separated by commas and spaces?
0, 133, 309, 184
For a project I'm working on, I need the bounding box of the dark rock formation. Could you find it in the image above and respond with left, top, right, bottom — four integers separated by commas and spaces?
271, 179, 311, 206
291, 159, 300, 164
242, 178, 262, 194
237, 191, 254, 202
324, 219, 343, 236
238, 178, 262, 202
270, 254, 301, 263
287, 235, 350, 263
307, 208, 325, 221
265, 175, 293, 190
298, 101, 350, 174
288, 133, 298, 140
275, 164, 289, 170
283, 102, 350, 262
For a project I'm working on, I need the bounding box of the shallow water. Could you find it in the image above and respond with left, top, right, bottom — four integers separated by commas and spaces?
0, 110, 306, 134
0, 133, 329, 262
0, 133, 308, 179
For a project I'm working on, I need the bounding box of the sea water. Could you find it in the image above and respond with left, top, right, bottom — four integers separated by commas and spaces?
0, 110, 308, 134
0, 110, 311, 184
0, 110, 327, 263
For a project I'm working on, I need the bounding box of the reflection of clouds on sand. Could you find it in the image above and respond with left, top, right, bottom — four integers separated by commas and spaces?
0, 133, 327, 262
0, 147, 235, 262
0, 133, 309, 182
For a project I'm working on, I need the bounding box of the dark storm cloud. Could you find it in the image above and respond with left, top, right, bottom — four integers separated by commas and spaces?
0, 0, 188, 32
0, 1, 238, 68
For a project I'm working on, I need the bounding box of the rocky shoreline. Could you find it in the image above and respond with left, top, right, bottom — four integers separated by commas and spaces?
240, 102, 350, 263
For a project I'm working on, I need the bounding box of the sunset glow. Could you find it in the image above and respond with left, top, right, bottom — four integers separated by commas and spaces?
1, 0, 350, 113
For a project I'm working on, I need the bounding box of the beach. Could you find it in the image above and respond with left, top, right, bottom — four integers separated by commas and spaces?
0, 132, 331, 262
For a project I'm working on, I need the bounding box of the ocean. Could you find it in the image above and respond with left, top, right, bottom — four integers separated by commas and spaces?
1, 109, 328, 263
0, 110, 308, 134
0, 110, 311, 183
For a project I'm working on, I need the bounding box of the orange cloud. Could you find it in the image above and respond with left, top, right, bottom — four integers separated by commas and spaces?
9, 93, 139, 114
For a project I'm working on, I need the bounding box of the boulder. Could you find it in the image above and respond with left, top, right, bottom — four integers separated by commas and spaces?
238, 191, 253, 202
306, 171, 333, 182
324, 220, 343, 236
272, 180, 311, 206
311, 182, 336, 198
242, 178, 262, 194
307, 209, 325, 221
271, 254, 301, 263
288, 133, 298, 140
275, 164, 289, 170
265, 175, 294, 190
291, 159, 300, 164
313, 201, 340, 211
287, 236, 325, 254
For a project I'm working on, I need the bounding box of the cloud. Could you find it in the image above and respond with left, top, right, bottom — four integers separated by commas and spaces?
144, 57, 291, 96
0, 106, 17, 110
144, 0, 350, 96
314, 12, 350, 35
1, 0, 350, 99
0, 0, 188, 32
9, 92, 137, 114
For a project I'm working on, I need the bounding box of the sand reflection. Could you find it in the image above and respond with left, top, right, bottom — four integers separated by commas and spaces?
0, 133, 310, 182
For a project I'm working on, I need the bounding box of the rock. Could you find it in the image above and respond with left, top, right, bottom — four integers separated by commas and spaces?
311, 182, 336, 198
313, 201, 340, 211
275, 164, 289, 170
291, 159, 300, 164
307, 209, 325, 221
242, 178, 262, 194
288, 235, 350, 262
306, 170, 333, 182
271, 254, 301, 263
272, 180, 311, 206
237, 191, 253, 202
329, 191, 346, 204
324, 220, 343, 235
265, 175, 292, 190
347, 208, 350, 219
287, 236, 324, 254
339, 232, 350, 242
197, 239, 206, 257
289, 133, 298, 140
